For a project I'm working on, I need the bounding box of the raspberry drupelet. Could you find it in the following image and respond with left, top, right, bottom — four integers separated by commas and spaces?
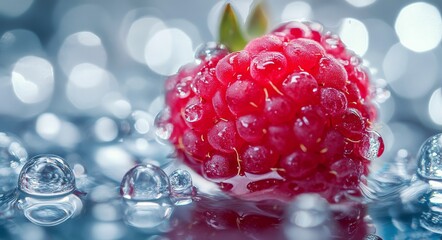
161, 21, 383, 202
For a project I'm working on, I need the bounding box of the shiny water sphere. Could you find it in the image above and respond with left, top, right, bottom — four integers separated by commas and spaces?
169, 169, 194, 205
0, 132, 28, 198
154, 108, 173, 143
120, 164, 170, 201
18, 155, 76, 196
194, 42, 228, 61
420, 190, 442, 234
417, 133, 442, 181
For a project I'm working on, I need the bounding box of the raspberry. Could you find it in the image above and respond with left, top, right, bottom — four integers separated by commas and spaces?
161, 21, 382, 203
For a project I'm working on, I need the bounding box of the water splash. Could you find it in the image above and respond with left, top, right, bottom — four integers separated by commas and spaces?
18, 154, 75, 196
194, 42, 228, 62
0, 132, 28, 198
120, 164, 170, 201
417, 133, 442, 181
169, 169, 194, 205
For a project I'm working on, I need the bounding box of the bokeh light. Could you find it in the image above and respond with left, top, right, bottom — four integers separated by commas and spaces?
395, 2, 442, 52
339, 18, 369, 56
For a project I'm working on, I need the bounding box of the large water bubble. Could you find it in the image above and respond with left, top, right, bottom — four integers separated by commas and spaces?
18, 155, 76, 196
120, 164, 170, 201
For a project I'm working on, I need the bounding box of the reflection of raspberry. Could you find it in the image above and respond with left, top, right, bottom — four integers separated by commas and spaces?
163, 21, 383, 202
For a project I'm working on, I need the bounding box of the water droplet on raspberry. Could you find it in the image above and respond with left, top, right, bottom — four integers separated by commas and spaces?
314, 56, 347, 90
154, 107, 173, 143
207, 121, 241, 153
195, 42, 229, 62
183, 103, 203, 123
236, 114, 266, 143
280, 151, 319, 179
182, 97, 215, 131
241, 145, 278, 174
322, 33, 345, 55
320, 87, 348, 117
250, 51, 288, 84
264, 96, 295, 124
216, 51, 250, 85
203, 154, 238, 181
226, 80, 265, 116
358, 131, 384, 161
282, 71, 319, 107
175, 76, 193, 99
245, 34, 283, 54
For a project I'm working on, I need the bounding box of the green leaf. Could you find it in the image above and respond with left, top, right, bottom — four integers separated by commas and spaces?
246, 1, 269, 38
218, 3, 247, 52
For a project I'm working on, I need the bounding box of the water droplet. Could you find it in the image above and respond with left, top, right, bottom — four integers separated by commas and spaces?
154, 108, 173, 143
195, 42, 228, 61
169, 169, 194, 205
19, 194, 82, 227
18, 155, 75, 197
120, 164, 170, 201
359, 131, 384, 161
0, 132, 28, 198
175, 77, 193, 98
183, 104, 203, 123
123, 199, 174, 229
417, 133, 442, 181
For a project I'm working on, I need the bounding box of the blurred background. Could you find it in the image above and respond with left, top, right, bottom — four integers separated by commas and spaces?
0, 0, 441, 239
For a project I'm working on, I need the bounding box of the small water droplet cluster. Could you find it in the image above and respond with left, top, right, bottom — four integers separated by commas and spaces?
119, 164, 194, 229
160, 21, 383, 202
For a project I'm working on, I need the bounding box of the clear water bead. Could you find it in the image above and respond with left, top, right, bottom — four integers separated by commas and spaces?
154, 108, 173, 143
417, 133, 442, 181
169, 169, 194, 205
420, 190, 442, 234
0, 132, 28, 198
18, 155, 75, 197
359, 131, 384, 161
194, 42, 228, 61
120, 164, 170, 201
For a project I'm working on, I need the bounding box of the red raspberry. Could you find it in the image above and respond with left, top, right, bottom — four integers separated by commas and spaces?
161, 21, 383, 203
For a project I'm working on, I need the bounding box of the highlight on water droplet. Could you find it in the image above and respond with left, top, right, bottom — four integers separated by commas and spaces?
18, 154, 75, 197
359, 131, 384, 161
120, 164, 170, 201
